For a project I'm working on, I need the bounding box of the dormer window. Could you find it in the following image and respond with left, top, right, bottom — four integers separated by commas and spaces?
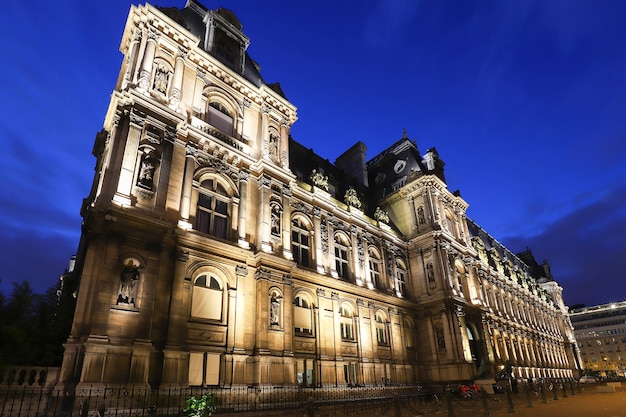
214, 28, 239, 69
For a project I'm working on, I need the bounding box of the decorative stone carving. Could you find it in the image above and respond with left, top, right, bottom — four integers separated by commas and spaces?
129, 110, 146, 127
320, 219, 329, 254
255, 269, 271, 280
238, 169, 250, 181
235, 265, 248, 277
309, 169, 329, 191
282, 275, 293, 286
374, 207, 390, 224
344, 188, 362, 209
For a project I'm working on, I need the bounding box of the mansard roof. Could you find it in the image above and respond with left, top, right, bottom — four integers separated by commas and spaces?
159, 1, 265, 87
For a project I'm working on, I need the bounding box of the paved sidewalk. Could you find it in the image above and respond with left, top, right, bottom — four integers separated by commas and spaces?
489, 386, 626, 417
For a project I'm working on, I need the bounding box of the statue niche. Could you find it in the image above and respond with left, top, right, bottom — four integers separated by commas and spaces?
137, 150, 158, 190
117, 259, 140, 306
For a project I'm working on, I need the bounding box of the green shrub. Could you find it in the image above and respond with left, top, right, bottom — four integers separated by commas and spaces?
183, 393, 217, 417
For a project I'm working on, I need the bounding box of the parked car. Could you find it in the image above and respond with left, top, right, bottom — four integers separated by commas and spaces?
579, 375, 597, 384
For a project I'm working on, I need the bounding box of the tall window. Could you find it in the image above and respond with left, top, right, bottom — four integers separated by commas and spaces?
375, 311, 388, 345
207, 101, 234, 135
368, 248, 382, 290
404, 319, 414, 348
196, 179, 229, 239
191, 274, 223, 321
292, 217, 311, 267
294, 294, 313, 336
395, 259, 407, 297
445, 209, 457, 238
334, 234, 350, 280
339, 304, 355, 341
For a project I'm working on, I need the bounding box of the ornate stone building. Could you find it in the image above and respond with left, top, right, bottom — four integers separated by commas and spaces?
571, 302, 626, 378
57, 0, 581, 389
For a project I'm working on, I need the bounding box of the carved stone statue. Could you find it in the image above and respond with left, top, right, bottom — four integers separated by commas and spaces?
117, 260, 140, 305
270, 294, 281, 326
344, 188, 362, 209
309, 169, 329, 191
374, 207, 389, 224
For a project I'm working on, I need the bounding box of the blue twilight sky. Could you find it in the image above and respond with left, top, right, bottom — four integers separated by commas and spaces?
1, 0, 625, 307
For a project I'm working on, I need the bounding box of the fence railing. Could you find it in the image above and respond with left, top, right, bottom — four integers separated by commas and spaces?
0, 378, 585, 417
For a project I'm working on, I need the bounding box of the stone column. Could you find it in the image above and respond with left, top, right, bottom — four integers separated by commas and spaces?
177, 145, 196, 229
280, 120, 289, 168
258, 175, 272, 252
169, 49, 186, 110
113, 110, 144, 206
315, 209, 325, 274
122, 30, 142, 90
137, 30, 158, 93
261, 104, 270, 160
237, 169, 250, 248
282, 185, 293, 259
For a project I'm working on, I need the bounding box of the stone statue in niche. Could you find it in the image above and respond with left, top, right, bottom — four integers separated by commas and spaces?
269, 133, 279, 162
427, 263, 436, 288
153, 65, 170, 94
270, 293, 281, 326
270, 204, 281, 236
117, 260, 140, 306
137, 153, 156, 189
417, 206, 426, 224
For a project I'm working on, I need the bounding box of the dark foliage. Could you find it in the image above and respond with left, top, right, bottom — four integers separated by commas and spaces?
0, 278, 75, 369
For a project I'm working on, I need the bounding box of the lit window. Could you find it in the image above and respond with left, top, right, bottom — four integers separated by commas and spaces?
292, 217, 311, 267
294, 294, 313, 336
375, 312, 388, 345
191, 274, 223, 320
339, 304, 355, 341
196, 179, 230, 239
395, 259, 407, 297
368, 248, 382, 290
189, 352, 220, 386
335, 234, 351, 280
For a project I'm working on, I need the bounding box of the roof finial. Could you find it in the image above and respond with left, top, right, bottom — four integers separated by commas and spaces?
402, 128, 407, 139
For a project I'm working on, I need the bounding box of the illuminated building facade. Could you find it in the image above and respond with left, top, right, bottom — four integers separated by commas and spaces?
571, 302, 626, 378
57, 1, 580, 389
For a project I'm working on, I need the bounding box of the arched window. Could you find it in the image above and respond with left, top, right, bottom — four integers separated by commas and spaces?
191, 274, 223, 320
334, 233, 351, 280
375, 311, 388, 345
395, 259, 407, 297
294, 293, 313, 336
208, 101, 234, 135
339, 304, 355, 341
196, 178, 230, 239
292, 217, 311, 267
368, 248, 382, 290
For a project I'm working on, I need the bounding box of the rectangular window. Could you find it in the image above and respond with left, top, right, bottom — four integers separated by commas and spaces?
341, 322, 354, 340
189, 352, 221, 386
189, 352, 204, 386
335, 247, 349, 279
